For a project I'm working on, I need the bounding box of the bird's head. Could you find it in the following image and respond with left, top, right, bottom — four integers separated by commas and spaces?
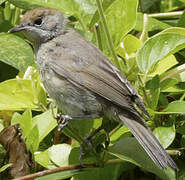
9, 8, 68, 44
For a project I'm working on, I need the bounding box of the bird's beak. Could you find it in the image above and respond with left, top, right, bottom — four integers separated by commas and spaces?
8, 24, 26, 33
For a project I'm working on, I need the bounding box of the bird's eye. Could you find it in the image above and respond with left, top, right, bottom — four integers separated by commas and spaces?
34, 18, 42, 26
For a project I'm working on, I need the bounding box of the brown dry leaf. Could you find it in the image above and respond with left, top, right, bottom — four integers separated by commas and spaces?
0, 125, 33, 178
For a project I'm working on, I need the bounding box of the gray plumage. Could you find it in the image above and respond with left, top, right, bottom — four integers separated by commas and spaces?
9, 8, 178, 171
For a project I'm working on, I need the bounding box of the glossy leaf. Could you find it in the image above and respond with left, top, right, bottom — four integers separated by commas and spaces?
73, 163, 132, 180
117, 34, 141, 59
110, 126, 130, 142
109, 137, 175, 180
153, 125, 175, 149
8, 0, 96, 27
160, 78, 178, 91
0, 0, 6, 5
0, 79, 40, 110
0, 163, 12, 173
135, 13, 171, 32
104, 0, 138, 47
33, 109, 57, 143
163, 101, 185, 113
49, 144, 72, 167
136, 29, 185, 73
0, 33, 35, 72
11, 109, 32, 138
149, 55, 178, 76
26, 125, 39, 151
35, 150, 56, 169
90, 0, 115, 28
178, 10, 185, 28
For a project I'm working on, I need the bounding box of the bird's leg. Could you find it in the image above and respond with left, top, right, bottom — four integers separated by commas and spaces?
57, 114, 72, 131
80, 125, 104, 165
85, 125, 104, 149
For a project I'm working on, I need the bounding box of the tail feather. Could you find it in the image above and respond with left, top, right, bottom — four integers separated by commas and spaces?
119, 114, 178, 171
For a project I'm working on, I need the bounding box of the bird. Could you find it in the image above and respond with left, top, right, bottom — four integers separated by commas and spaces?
9, 7, 178, 171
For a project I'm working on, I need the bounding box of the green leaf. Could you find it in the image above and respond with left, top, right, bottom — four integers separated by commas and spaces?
26, 125, 39, 151
135, 13, 171, 32
64, 118, 98, 140
90, 0, 116, 28
0, 163, 12, 173
8, 0, 96, 28
149, 55, 178, 76
177, 123, 185, 135
110, 126, 130, 142
109, 137, 176, 180
35, 144, 72, 169
8, 0, 79, 13
11, 109, 32, 138
178, 10, 185, 28
35, 150, 56, 169
0, 33, 35, 72
33, 109, 57, 143
73, 163, 132, 180
153, 125, 175, 149
177, 64, 185, 82
136, 28, 185, 73
104, 0, 138, 47
0, 0, 6, 5
139, 0, 158, 12
49, 144, 72, 167
160, 79, 178, 91
163, 101, 185, 113
146, 75, 160, 90
116, 34, 141, 60
151, 88, 160, 110
0, 79, 40, 110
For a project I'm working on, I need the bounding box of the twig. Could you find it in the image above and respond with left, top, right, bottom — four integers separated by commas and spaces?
13, 164, 90, 180
160, 67, 185, 82
148, 11, 183, 19
94, 23, 103, 51
13, 159, 123, 180
140, 13, 148, 43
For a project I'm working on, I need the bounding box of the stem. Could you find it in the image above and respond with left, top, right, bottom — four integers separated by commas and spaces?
94, 23, 103, 51
160, 67, 185, 82
140, 13, 148, 43
148, 11, 183, 19
180, 92, 185, 101
138, 75, 150, 107
13, 159, 123, 180
96, 0, 121, 70
13, 7, 20, 25
77, 16, 87, 32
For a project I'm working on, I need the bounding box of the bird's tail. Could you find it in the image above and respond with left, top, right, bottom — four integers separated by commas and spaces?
118, 113, 178, 171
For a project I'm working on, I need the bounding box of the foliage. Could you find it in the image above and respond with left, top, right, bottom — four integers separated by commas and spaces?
0, 0, 185, 179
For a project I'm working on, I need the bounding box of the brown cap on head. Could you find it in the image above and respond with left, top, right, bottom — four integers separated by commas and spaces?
20, 8, 60, 24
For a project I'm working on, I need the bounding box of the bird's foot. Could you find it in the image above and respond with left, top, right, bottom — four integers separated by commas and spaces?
57, 114, 72, 131
79, 129, 109, 167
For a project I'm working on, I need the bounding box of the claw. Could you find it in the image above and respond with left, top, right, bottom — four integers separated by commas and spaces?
57, 114, 72, 131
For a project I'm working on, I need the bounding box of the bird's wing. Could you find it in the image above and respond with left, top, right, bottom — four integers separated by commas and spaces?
50, 58, 147, 116
48, 31, 148, 115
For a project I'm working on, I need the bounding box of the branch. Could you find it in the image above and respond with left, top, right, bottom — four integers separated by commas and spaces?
13, 159, 123, 180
